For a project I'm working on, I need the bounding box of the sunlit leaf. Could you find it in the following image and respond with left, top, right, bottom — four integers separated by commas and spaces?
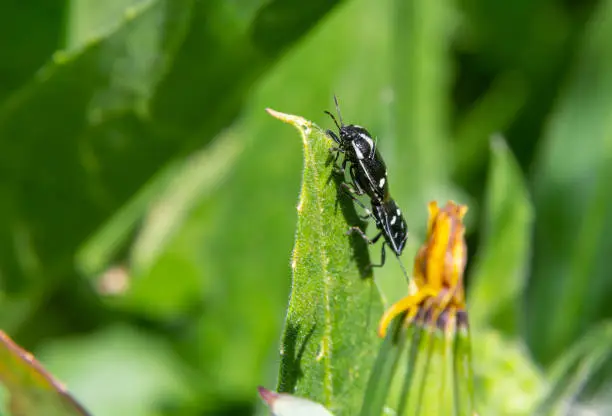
268, 109, 383, 415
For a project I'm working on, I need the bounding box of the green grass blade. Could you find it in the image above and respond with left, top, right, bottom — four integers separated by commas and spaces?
391, 0, 454, 228
77, 125, 243, 278
129, 131, 244, 275
359, 318, 409, 416
268, 109, 383, 415
528, 0, 612, 362
534, 322, 612, 415
453, 319, 475, 416
395, 325, 422, 414
75, 158, 181, 277
468, 135, 533, 335
401, 323, 473, 416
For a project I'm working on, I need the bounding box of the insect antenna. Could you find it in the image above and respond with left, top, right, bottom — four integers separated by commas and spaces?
397, 255, 410, 283
324, 110, 341, 130
333, 94, 344, 126
324, 95, 345, 130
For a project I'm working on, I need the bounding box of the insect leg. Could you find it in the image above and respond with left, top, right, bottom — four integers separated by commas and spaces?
327, 147, 345, 173
325, 129, 342, 145
369, 241, 387, 269
346, 229, 386, 271
346, 228, 382, 244
340, 183, 371, 218
349, 164, 366, 196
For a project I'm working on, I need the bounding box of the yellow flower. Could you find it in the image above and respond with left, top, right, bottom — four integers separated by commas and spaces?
378, 200, 469, 338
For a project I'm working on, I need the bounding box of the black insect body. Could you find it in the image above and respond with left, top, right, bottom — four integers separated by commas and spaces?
347, 197, 408, 269
325, 109, 388, 203
324, 96, 408, 271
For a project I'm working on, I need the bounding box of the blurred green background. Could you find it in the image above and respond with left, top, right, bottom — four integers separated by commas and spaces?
1, 0, 612, 414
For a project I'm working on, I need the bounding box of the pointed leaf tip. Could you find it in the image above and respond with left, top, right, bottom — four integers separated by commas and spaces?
265, 108, 311, 131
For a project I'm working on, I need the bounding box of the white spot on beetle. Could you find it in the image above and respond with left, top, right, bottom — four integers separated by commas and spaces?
359, 133, 374, 150
390, 215, 397, 225
396, 208, 401, 215
352, 142, 364, 159
378, 177, 386, 188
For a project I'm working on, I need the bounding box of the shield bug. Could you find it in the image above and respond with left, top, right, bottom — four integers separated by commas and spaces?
324, 96, 408, 272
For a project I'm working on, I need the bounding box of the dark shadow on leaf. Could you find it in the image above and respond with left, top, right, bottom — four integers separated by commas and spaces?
278, 321, 317, 394
324, 153, 373, 280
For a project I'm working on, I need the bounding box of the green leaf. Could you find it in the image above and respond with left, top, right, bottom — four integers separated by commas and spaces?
0, 0, 341, 296
0, 1, 63, 102
64, 0, 153, 51
269, 109, 383, 415
83, 130, 244, 318
468, 135, 533, 335
534, 322, 612, 415
0, 0, 193, 292
0, 331, 90, 416
528, 0, 612, 363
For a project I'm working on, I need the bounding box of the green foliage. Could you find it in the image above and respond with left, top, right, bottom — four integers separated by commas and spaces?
268, 110, 382, 415
528, 0, 612, 362
2, 0, 612, 414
